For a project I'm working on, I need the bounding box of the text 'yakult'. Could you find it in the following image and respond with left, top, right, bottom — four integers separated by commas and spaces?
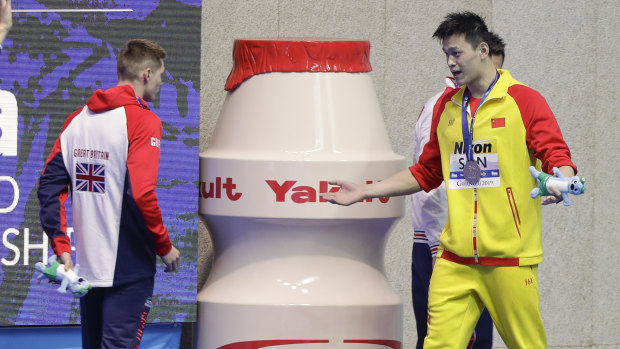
198, 38, 405, 349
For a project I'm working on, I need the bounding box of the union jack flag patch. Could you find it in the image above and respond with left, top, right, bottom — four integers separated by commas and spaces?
75, 163, 105, 193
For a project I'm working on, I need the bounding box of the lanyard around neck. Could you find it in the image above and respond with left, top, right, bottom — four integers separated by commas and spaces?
461, 72, 500, 161
136, 96, 146, 108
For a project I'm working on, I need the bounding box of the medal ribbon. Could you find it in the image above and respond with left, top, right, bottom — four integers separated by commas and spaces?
461, 72, 500, 162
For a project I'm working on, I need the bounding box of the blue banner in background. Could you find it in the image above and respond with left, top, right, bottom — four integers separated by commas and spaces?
0, 0, 199, 326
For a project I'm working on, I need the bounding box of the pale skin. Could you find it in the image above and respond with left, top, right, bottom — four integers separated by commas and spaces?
59, 59, 181, 273
0, 0, 11, 43
321, 33, 574, 206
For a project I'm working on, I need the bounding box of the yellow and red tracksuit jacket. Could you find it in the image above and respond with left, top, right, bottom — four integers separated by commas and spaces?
410, 69, 577, 266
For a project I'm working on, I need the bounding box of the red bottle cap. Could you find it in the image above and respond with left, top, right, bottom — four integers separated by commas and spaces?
225, 39, 372, 91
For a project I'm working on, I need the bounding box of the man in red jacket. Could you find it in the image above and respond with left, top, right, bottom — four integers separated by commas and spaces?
38, 39, 180, 349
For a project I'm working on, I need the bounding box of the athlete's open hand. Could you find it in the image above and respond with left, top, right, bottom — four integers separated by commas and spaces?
319, 180, 364, 206
161, 246, 180, 272
541, 184, 563, 205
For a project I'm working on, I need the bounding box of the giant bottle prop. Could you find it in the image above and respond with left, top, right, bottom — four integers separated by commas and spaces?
198, 39, 405, 349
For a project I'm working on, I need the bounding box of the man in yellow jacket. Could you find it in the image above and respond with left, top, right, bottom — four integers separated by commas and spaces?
321, 11, 578, 349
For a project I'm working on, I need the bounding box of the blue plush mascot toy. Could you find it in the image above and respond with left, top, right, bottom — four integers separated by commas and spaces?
529, 166, 585, 206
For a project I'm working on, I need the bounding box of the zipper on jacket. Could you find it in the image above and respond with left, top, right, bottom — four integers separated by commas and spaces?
506, 187, 521, 237
472, 188, 479, 263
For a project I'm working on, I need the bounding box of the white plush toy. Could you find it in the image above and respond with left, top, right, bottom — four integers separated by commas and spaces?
35, 255, 92, 298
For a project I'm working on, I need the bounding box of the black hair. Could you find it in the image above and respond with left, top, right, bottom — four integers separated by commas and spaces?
433, 12, 490, 50
488, 31, 506, 59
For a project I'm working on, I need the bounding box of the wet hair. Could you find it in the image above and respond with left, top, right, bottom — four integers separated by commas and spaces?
433, 11, 490, 50
117, 39, 166, 81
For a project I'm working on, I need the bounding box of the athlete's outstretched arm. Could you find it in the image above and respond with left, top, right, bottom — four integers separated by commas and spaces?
320, 168, 422, 206
0, 0, 12, 44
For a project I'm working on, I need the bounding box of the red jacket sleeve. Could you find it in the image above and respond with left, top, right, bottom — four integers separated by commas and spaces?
510, 85, 577, 174
125, 105, 172, 256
